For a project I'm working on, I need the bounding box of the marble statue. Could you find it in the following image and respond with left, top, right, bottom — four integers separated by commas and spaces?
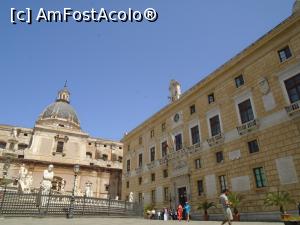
129, 192, 134, 202
60, 179, 66, 193
40, 164, 54, 206
115, 195, 119, 200
41, 164, 54, 192
18, 164, 28, 193
11, 128, 18, 138
24, 171, 33, 193
85, 181, 93, 197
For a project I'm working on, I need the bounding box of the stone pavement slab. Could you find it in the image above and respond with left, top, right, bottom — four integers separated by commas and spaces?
0, 217, 283, 225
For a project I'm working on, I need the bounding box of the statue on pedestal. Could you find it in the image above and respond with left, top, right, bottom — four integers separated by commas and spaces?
24, 171, 33, 193
85, 181, 93, 197
18, 164, 27, 191
40, 164, 54, 206
129, 192, 134, 202
60, 179, 66, 193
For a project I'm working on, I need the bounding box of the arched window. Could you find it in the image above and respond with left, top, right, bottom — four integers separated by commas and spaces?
52, 176, 65, 192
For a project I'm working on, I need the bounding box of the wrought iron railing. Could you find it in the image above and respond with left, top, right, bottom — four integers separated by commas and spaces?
0, 187, 141, 217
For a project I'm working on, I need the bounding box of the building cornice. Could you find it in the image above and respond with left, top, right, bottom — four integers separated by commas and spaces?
122, 13, 300, 141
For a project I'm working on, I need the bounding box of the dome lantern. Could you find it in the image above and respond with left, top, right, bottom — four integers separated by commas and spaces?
57, 81, 70, 103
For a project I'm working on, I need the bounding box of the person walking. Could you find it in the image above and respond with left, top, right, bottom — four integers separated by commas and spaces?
177, 204, 183, 221
220, 189, 233, 225
164, 208, 169, 221
184, 202, 191, 222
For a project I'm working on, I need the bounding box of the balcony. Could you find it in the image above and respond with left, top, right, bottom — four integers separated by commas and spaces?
135, 167, 143, 175
123, 171, 131, 178
207, 133, 224, 147
186, 143, 201, 154
146, 161, 156, 170
159, 156, 168, 166
236, 119, 259, 135
167, 147, 188, 160
285, 101, 300, 116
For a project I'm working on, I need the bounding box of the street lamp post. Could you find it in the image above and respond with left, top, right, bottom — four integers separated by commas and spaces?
68, 164, 80, 219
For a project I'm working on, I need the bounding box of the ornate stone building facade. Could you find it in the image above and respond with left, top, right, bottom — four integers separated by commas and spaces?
0, 86, 123, 198
122, 3, 300, 220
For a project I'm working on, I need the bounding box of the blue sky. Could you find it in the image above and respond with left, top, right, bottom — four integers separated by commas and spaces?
0, 0, 295, 141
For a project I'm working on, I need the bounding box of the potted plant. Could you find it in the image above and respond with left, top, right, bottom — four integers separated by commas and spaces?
264, 190, 295, 220
282, 216, 300, 225
144, 204, 154, 219
228, 192, 244, 221
197, 200, 215, 221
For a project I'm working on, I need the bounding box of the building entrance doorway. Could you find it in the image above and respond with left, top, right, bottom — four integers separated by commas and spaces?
177, 187, 187, 206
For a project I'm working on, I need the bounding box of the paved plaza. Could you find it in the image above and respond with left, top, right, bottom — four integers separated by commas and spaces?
0, 217, 283, 225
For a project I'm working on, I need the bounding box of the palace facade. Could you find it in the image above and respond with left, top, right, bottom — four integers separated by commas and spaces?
0, 86, 123, 198
121, 2, 300, 220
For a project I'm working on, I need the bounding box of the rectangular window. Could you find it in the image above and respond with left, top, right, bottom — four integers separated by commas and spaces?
190, 104, 196, 114
164, 187, 169, 201
150, 147, 155, 162
138, 177, 142, 185
126, 181, 129, 189
151, 190, 156, 203
102, 154, 108, 161
150, 129, 155, 138
278, 46, 292, 62
284, 73, 300, 103
191, 125, 200, 145
238, 99, 254, 124
253, 167, 267, 188
219, 175, 227, 192
9, 143, 14, 150
151, 173, 155, 182
18, 144, 28, 150
127, 144, 130, 152
235, 74, 244, 88
197, 180, 204, 196
210, 115, 221, 136
163, 169, 168, 178
161, 141, 168, 157
0, 142, 6, 149
161, 122, 166, 132
139, 136, 143, 145
138, 193, 143, 204
175, 133, 183, 151
248, 140, 259, 154
56, 141, 64, 153
126, 159, 131, 172
195, 158, 201, 169
138, 153, 143, 167
208, 93, 215, 104
216, 151, 224, 163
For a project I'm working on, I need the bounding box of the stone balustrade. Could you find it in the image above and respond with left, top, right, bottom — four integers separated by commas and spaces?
236, 118, 259, 135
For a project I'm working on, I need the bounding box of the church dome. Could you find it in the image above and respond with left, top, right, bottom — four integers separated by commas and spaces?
36, 85, 81, 130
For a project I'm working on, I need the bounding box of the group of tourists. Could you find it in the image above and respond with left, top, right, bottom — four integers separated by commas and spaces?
147, 202, 191, 221
146, 189, 234, 225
